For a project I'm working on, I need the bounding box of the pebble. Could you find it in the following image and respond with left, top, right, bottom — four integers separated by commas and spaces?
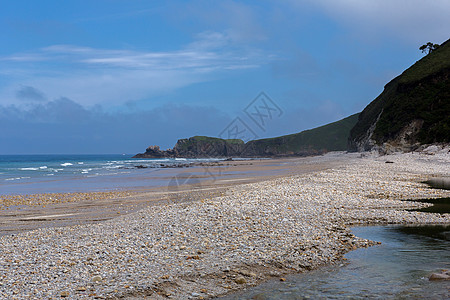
0, 151, 449, 299
60, 291, 69, 297
429, 270, 450, 281
0, 191, 135, 209
234, 276, 247, 284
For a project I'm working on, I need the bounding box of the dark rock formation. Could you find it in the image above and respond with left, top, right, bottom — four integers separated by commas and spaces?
134, 145, 176, 158
133, 136, 245, 158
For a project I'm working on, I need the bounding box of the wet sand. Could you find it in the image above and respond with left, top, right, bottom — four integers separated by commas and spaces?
0, 154, 350, 236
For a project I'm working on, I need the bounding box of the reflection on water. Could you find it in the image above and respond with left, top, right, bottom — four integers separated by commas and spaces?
410, 197, 450, 214
423, 178, 450, 190
408, 178, 450, 214
221, 225, 450, 300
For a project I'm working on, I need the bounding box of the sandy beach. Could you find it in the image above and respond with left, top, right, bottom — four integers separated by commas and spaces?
0, 150, 449, 299
0, 155, 348, 236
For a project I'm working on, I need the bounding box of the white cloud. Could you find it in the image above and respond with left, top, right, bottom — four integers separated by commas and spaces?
0, 30, 270, 107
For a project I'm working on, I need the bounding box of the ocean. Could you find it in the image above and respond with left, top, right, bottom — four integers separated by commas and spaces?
0, 154, 222, 195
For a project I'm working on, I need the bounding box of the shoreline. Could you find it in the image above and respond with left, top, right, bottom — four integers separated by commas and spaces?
0, 154, 350, 236
0, 151, 449, 299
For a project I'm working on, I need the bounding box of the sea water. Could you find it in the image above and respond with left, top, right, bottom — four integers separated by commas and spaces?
0, 154, 223, 195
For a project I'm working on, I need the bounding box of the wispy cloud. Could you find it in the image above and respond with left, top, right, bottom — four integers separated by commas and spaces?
1, 53, 49, 62
0, 30, 271, 107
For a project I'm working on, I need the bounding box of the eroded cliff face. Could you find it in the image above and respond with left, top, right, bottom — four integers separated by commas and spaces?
348, 39, 450, 152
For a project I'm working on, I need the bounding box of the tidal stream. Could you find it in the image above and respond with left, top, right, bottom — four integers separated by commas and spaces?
221, 225, 450, 300
221, 178, 450, 299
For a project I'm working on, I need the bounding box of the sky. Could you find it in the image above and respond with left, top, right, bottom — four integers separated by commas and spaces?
0, 0, 449, 154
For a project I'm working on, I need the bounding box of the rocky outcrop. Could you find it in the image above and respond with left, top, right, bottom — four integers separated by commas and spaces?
173, 137, 244, 158
133, 113, 359, 158
133, 136, 245, 158
133, 145, 176, 158
349, 38, 450, 152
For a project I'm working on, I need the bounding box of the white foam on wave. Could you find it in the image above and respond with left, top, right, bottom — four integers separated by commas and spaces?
175, 158, 187, 161
20, 167, 39, 171
77, 162, 84, 165
87, 173, 101, 177
104, 165, 124, 169
125, 159, 170, 163
61, 163, 73, 167
5, 176, 31, 181
39, 166, 48, 169
81, 168, 92, 174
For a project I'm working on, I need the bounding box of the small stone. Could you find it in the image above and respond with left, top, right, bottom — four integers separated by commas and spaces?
60, 291, 69, 297
280, 278, 286, 282
239, 270, 257, 277
429, 272, 450, 281
200, 288, 207, 293
76, 287, 87, 291
269, 271, 280, 277
191, 292, 201, 297
234, 276, 246, 284
92, 275, 102, 282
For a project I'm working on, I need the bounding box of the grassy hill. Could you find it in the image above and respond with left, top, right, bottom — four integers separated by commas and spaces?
243, 113, 359, 156
135, 114, 359, 158
173, 136, 244, 157
349, 39, 450, 151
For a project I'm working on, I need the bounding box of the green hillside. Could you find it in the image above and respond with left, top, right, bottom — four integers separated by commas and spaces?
349, 39, 450, 151
135, 114, 360, 158
243, 113, 359, 156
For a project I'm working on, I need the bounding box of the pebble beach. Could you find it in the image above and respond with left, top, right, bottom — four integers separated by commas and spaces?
1, 150, 449, 299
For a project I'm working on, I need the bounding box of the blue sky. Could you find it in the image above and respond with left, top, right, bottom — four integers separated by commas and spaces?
0, 0, 449, 154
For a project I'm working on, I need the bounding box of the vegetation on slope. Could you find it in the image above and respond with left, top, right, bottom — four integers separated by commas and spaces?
349, 39, 450, 150
244, 113, 359, 156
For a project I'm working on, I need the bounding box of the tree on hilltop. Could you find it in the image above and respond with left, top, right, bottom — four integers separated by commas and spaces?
419, 42, 440, 55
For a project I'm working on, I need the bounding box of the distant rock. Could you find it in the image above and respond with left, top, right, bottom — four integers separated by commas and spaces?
134, 145, 176, 158
133, 137, 244, 158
